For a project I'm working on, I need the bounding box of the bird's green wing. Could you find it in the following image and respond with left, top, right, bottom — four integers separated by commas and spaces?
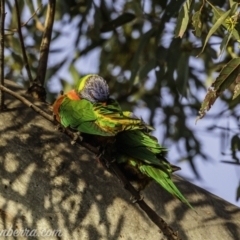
93, 100, 149, 134
116, 130, 168, 168
59, 97, 147, 136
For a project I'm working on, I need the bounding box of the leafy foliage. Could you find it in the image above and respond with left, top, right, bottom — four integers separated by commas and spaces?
2, 0, 240, 196
197, 58, 240, 122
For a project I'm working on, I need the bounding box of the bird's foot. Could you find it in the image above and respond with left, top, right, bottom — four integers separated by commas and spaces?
96, 149, 116, 169
71, 132, 83, 145
94, 146, 105, 166
105, 158, 116, 168
55, 123, 64, 132
130, 194, 144, 203
97, 155, 116, 169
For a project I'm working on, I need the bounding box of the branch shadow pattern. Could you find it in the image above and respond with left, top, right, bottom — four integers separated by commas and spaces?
0, 94, 239, 240
0, 96, 159, 239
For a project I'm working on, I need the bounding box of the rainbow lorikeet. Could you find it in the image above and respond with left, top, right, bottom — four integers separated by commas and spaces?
53, 74, 193, 208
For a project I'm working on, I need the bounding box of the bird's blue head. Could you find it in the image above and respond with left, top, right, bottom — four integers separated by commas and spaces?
76, 74, 109, 103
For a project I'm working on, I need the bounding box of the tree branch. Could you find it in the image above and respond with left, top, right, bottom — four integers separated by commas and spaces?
27, 0, 55, 102
0, 0, 5, 111
36, 0, 55, 86
0, 82, 182, 240
14, 0, 33, 84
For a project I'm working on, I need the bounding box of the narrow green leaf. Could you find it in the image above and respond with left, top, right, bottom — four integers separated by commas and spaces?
69, 64, 79, 83
211, 4, 239, 40
212, 58, 240, 92
229, 0, 235, 8
129, 28, 155, 88
175, 0, 191, 38
228, 2, 238, 17
176, 53, 189, 96
139, 59, 156, 80
60, 78, 74, 93
25, 0, 35, 14
25, 0, 43, 24
198, 9, 231, 56
231, 134, 240, 151
166, 38, 182, 82
100, 13, 136, 33
197, 58, 240, 122
236, 181, 240, 201
192, 11, 202, 37
195, 89, 217, 123
210, 2, 237, 23
218, 32, 232, 57
232, 75, 240, 99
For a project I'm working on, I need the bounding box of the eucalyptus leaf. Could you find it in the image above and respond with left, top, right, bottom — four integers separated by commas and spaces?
192, 10, 202, 37
198, 9, 231, 56
176, 53, 189, 97
69, 64, 80, 83
100, 13, 136, 33
175, 0, 192, 38
212, 58, 240, 93
218, 32, 232, 57
233, 76, 240, 99
211, 3, 239, 40
129, 28, 156, 88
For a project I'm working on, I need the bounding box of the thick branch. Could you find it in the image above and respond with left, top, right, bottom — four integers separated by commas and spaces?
14, 0, 33, 83
0, 82, 182, 240
36, 0, 55, 86
0, 0, 5, 111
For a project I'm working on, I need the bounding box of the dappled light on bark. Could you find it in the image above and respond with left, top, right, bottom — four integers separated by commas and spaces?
0, 82, 239, 239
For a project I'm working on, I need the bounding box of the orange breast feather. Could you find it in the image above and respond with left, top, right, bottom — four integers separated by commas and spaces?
53, 90, 81, 122
53, 95, 65, 122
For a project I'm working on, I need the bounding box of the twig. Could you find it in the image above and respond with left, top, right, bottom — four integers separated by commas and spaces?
0, 0, 5, 111
36, 0, 55, 86
20, 5, 42, 28
14, 0, 33, 83
4, 4, 42, 32
0, 83, 52, 120
0, 83, 182, 240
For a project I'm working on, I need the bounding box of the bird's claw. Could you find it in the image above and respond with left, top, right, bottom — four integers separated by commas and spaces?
96, 146, 105, 159
105, 158, 116, 168
96, 146, 116, 168
71, 132, 83, 145
96, 153, 116, 169
130, 194, 144, 203
55, 123, 64, 132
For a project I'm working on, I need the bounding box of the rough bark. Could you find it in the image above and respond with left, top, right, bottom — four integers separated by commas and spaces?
0, 84, 239, 240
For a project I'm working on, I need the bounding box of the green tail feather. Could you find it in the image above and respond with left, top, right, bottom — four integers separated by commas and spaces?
139, 164, 193, 209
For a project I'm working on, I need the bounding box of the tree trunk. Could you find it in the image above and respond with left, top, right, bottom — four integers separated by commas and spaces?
0, 83, 239, 240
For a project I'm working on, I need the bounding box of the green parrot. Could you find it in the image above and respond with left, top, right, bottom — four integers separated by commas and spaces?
53, 74, 193, 209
